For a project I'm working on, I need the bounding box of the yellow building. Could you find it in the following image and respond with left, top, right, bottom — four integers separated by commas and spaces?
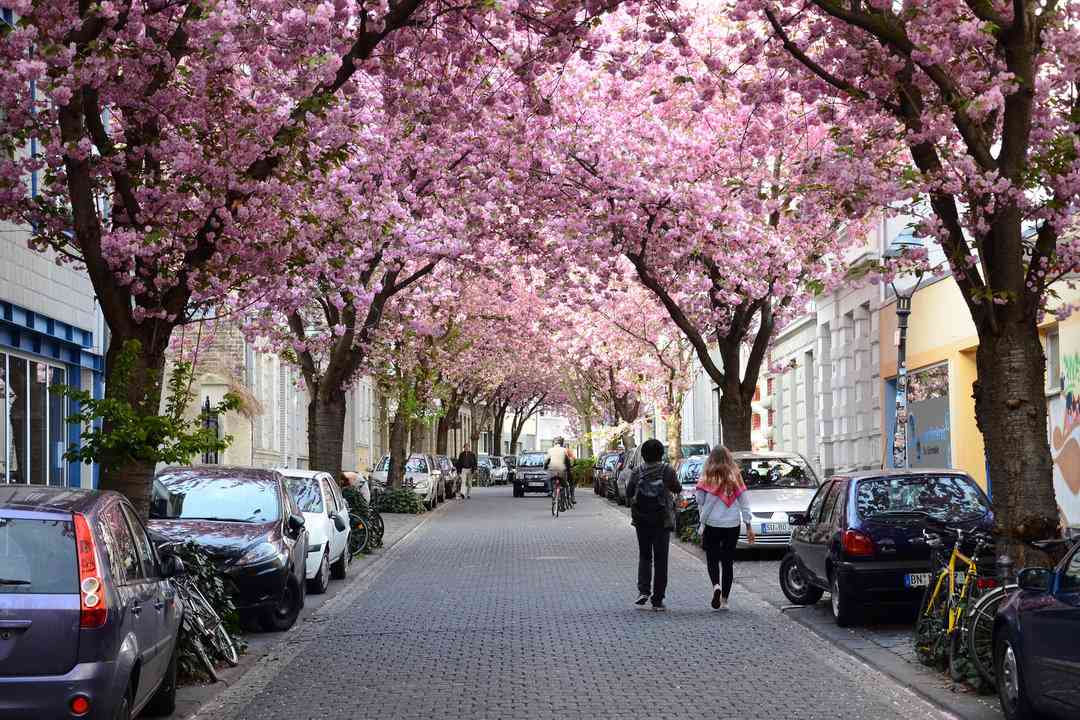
880, 275, 1080, 529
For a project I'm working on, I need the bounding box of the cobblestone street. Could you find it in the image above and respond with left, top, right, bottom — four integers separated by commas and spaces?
197, 488, 956, 720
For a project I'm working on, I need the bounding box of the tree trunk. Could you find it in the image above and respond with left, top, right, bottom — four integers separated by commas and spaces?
388, 410, 408, 489
973, 321, 1060, 565
665, 407, 682, 461
98, 331, 170, 519
718, 386, 752, 451
307, 389, 347, 478
409, 418, 428, 454
579, 413, 594, 459
436, 414, 451, 455
621, 431, 636, 450
491, 406, 507, 456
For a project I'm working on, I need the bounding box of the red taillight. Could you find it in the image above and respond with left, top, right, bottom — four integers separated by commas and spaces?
977, 577, 999, 590
70, 695, 90, 716
74, 513, 107, 629
842, 530, 875, 557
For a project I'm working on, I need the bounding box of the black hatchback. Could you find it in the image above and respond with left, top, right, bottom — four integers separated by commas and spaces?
779, 469, 993, 626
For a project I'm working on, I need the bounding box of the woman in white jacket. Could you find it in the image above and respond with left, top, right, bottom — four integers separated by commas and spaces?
694, 446, 756, 610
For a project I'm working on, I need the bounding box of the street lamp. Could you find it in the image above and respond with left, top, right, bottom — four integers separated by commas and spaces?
885, 229, 925, 470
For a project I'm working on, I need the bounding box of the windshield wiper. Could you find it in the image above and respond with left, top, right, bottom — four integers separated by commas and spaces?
866, 510, 931, 520
0, 578, 31, 585
179, 517, 256, 523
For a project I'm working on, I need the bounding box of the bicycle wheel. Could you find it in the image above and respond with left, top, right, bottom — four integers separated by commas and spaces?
369, 510, 385, 547
966, 585, 1015, 687
914, 575, 949, 668
349, 513, 370, 558
191, 635, 219, 682
552, 487, 559, 518
184, 583, 239, 667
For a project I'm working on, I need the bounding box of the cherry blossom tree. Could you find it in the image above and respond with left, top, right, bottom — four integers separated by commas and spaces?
739, 0, 1080, 550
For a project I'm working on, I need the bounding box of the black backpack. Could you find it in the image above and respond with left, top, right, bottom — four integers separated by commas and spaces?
632, 464, 666, 517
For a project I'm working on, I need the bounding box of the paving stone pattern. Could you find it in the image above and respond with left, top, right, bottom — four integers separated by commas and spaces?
217, 489, 952, 720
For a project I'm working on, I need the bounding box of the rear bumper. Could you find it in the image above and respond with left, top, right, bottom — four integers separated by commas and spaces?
0, 660, 124, 720
836, 560, 932, 605
738, 532, 791, 548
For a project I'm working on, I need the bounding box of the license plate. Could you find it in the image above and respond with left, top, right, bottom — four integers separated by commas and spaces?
762, 522, 790, 534
529, 482, 545, 487
905, 573, 931, 588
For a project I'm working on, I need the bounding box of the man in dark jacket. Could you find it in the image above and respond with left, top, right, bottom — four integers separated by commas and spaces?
455, 444, 478, 500
625, 439, 681, 611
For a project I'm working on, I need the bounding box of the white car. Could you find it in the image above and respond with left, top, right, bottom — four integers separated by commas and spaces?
370, 454, 443, 508
280, 470, 352, 593
489, 456, 509, 485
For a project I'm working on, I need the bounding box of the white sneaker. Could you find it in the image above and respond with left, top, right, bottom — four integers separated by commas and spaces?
719, 597, 730, 611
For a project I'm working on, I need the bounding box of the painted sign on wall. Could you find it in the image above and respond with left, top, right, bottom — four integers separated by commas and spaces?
1050, 353, 1080, 529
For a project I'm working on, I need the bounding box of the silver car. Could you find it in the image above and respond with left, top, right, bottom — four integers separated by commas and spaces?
370, 453, 444, 508
680, 451, 820, 548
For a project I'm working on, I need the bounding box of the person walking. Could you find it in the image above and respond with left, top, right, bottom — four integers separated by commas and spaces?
626, 439, 681, 611
455, 444, 478, 500
694, 446, 755, 610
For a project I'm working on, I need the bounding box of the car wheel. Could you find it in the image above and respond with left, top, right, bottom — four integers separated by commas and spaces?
830, 572, 859, 627
308, 551, 330, 594
779, 553, 825, 605
261, 576, 302, 631
331, 543, 349, 580
142, 642, 178, 716
513, 485, 523, 498
996, 634, 1042, 720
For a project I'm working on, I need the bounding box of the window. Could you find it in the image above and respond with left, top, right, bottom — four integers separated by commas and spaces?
1, 353, 66, 486
739, 456, 819, 489
0, 516, 77, 594
767, 377, 774, 396
321, 479, 339, 512
121, 504, 160, 579
1046, 331, 1060, 392
820, 480, 847, 528
752, 414, 762, 431
286, 476, 324, 513
151, 473, 281, 523
854, 474, 989, 522
201, 396, 220, 464
804, 481, 832, 523
1061, 548, 1080, 592
102, 504, 143, 584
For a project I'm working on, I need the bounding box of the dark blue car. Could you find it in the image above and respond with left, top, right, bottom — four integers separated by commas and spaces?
779, 469, 994, 626
993, 540, 1080, 720
0, 485, 184, 719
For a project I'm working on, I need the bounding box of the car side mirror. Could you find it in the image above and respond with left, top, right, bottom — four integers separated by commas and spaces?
1017, 567, 1053, 592
161, 555, 185, 578
788, 512, 808, 527
332, 511, 348, 533
287, 513, 306, 536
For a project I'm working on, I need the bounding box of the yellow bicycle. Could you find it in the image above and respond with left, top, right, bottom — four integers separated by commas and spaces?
914, 526, 997, 683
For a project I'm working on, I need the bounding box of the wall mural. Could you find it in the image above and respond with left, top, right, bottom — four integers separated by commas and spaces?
1050, 353, 1080, 528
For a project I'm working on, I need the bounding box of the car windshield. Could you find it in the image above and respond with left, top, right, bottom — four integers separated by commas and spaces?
406, 457, 429, 473
0, 517, 77, 594
284, 477, 324, 513
376, 456, 390, 472
478, 458, 492, 468
504, 457, 517, 468
856, 475, 990, 521
739, 457, 818, 489
681, 444, 709, 458
518, 453, 546, 468
151, 474, 281, 522
679, 460, 704, 485
605, 455, 620, 470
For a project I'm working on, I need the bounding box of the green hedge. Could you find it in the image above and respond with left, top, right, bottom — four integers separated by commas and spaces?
171, 542, 246, 683
571, 458, 593, 487
373, 487, 426, 514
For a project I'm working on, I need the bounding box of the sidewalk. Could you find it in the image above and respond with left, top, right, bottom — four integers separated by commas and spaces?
601, 497, 1002, 720
170, 507, 442, 719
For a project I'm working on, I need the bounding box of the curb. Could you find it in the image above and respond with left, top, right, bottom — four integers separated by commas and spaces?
596, 495, 999, 720
180, 500, 451, 720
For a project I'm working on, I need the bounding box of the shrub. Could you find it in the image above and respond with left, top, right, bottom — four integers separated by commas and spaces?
571, 458, 593, 487
676, 503, 700, 544
171, 541, 246, 683
373, 487, 426, 514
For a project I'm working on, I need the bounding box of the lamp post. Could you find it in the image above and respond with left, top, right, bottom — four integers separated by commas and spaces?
886, 229, 924, 470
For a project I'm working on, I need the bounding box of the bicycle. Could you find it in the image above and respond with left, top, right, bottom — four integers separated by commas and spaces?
173, 572, 239, 682
914, 526, 997, 686
551, 473, 562, 518
343, 484, 384, 557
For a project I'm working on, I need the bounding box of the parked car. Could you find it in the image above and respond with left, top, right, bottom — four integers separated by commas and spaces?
591, 453, 608, 495
729, 451, 821, 548
616, 444, 669, 505
504, 455, 518, 486
490, 456, 509, 484
993, 538, 1080, 720
779, 469, 994, 627
435, 455, 459, 498
0, 485, 185, 719
477, 455, 493, 485
371, 454, 443, 508
608, 450, 629, 502
513, 452, 551, 497
680, 442, 710, 458
280, 469, 352, 594
675, 455, 705, 508
149, 466, 309, 632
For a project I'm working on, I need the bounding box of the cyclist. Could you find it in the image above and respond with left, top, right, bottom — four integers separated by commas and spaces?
545, 437, 575, 502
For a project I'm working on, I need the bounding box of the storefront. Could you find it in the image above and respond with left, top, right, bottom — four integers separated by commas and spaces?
0, 301, 104, 488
